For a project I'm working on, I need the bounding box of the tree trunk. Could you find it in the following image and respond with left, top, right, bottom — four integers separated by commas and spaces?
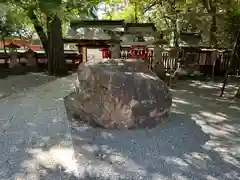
209, 11, 217, 47
27, 9, 49, 56
201, 0, 218, 80
47, 16, 53, 74
210, 3, 217, 80
47, 14, 67, 76
134, 2, 138, 23
2, 36, 7, 55
1, 35, 8, 66
220, 30, 240, 97
173, 29, 179, 47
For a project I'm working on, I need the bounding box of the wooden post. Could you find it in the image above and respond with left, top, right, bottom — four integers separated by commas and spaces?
77, 45, 81, 63
110, 44, 121, 59
81, 46, 87, 63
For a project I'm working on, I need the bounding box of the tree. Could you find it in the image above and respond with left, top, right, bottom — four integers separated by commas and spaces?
1, 0, 102, 76
0, 6, 23, 64
0, 0, 66, 75
0, 17, 12, 55
199, 0, 217, 47
40, 0, 103, 75
220, 5, 240, 97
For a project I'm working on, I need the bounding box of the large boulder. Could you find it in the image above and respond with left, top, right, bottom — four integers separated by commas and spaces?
68, 59, 172, 129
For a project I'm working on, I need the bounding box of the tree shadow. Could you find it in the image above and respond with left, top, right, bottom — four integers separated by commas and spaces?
0, 73, 79, 180
170, 81, 240, 179
62, 78, 240, 179
35, 164, 150, 180
0, 72, 58, 99
171, 79, 239, 99
1, 73, 239, 179
0, 70, 77, 100
63, 94, 236, 179
0, 65, 41, 79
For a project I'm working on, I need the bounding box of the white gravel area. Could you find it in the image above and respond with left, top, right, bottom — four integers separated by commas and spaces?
0, 73, 239, 180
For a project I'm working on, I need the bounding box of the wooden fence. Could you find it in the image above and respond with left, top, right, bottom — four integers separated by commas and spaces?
119, 47, 238, 75
0, 48, 238, 75
119, 48, 178, 71
0, 52, 81, 70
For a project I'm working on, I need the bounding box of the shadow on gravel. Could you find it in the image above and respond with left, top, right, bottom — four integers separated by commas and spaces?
0, 66, 41, 79
1, 79, 238, 180
0, 69, 77, 99
63, 93, 236, 179
62, 82, 240, 180
0, 72, 57, 99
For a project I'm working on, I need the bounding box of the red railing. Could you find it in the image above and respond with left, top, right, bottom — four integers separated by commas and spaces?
101, 46, 154, 63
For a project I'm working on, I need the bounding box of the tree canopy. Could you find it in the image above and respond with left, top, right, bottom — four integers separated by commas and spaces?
0, 0, 103, 75
1, 0, 240, 49
102, 0, 240, 48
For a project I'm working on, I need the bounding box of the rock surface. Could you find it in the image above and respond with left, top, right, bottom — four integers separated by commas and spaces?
70, 58, 172, 129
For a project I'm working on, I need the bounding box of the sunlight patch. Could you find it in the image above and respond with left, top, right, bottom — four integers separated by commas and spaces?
184, 152, 211, 170
173, 98, 190, 105
26, 146, 79, 176
200, 111, 228, 122
229, 105, 240, 111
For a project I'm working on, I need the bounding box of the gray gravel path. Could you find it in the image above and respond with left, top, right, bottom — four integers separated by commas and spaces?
0, 73, 76, 180
0, 73, 239, 180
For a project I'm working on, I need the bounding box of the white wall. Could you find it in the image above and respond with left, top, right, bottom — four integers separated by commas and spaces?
87, 49, 103, 60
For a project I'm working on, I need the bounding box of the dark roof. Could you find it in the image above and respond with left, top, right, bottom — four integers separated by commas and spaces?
70, 20, 157, 32
180, 46, 202, 52
63, 38, 121, 44
125, 23, 157, 31
76, 44, 110, 48
153, 39, 168, 45
180, 32, 201, 38
70, 20, 125, 28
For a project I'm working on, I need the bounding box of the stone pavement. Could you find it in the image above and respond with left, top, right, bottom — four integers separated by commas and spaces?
0, 73, 239, 180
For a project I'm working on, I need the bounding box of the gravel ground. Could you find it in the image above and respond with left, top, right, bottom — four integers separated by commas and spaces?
0, 70, 57, 99
0, 72, 239, 180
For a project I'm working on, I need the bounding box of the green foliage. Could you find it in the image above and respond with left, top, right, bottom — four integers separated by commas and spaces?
39, 0, 62, 14
0, 19, 13, 37
0, 0, 104, 37
103, 0, 240, 47
1, 0, 239, 48
0, 4, 31, 39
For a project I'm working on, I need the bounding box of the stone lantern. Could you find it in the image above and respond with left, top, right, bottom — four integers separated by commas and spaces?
5, 42, 20, 68
23, 49, 37, 66
152, 37, 168, 79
